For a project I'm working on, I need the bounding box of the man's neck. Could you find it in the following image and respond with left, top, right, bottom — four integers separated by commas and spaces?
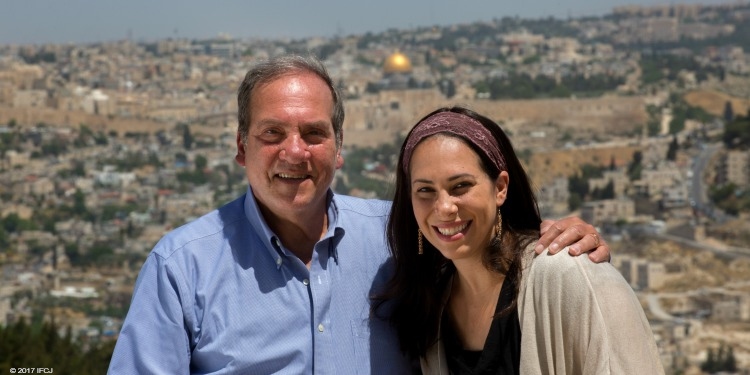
260, 204, 329, 267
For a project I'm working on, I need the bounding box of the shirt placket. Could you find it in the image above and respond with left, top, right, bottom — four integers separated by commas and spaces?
308, 239, 333, 374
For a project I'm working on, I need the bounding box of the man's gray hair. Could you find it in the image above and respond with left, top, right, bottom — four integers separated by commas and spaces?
236, 54, 345, 148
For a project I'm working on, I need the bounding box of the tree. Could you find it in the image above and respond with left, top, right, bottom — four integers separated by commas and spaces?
182, 124, 194, 150
568, 193, 583, 212
73, 189, 87, 216
195, 154, 208, 171
603, 180, 615, 199
723, 100, 734, 122
0, 226, 8, 248
0, 318, 114, 374
701, 347, 717, 373
439, 79, 456, 99
666, 135, 678, 161
723, 111, 750, 149
725, 345, 737, 372
2, 213, 37, 233
701, 343, 738, 373
627, 151, 643, 180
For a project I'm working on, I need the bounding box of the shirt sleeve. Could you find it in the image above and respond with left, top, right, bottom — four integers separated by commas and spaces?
517, 247, 665, 375
108, 252, 192, 374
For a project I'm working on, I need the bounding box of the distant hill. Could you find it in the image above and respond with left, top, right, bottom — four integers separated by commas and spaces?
684, 89, 750, 118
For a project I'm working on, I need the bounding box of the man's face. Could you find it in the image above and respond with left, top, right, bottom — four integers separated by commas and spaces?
235, 72, 343, 221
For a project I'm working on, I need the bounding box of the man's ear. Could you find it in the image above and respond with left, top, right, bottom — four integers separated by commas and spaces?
335, 149, 344, 169
495, 171, 509, 206
234, 132, 246, 166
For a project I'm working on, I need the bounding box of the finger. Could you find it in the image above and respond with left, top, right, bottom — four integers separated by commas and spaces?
538, 224, 587, 255
535, 220, 567, 254
539, 219, 555, 236
550, 225, 586, 254
587, 241, 611, 263
568, 232, 601, 256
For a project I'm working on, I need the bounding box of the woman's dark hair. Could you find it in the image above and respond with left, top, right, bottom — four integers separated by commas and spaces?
373, 106, 542, 359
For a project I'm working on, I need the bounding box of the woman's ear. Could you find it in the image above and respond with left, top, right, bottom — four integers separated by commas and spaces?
495, 171, 509, 206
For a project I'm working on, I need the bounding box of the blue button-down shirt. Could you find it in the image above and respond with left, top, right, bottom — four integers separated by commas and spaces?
108, 187, 411, 374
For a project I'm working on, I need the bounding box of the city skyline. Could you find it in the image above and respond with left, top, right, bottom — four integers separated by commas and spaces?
0, 0, 742, 45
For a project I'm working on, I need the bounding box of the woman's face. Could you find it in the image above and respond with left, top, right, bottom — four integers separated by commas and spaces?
409, 135, 508, 263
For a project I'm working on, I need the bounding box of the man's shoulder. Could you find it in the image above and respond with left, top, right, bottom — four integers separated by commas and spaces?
151, 195, 246, 259
333, 193, 392, 217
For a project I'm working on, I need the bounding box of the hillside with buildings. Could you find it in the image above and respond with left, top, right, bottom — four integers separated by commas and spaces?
2, 1, 750, 373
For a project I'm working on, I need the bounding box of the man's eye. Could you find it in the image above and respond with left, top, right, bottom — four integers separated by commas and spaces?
257, 129, 283, 141
304, 130, 328, 142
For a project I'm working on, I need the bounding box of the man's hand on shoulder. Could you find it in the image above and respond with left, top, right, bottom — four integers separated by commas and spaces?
534, 216, 610, 263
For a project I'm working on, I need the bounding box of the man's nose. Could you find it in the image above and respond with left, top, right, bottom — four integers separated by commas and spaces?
279, 135, 310, 163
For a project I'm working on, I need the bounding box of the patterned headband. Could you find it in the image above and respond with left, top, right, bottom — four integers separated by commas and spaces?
401, 111, 506, 173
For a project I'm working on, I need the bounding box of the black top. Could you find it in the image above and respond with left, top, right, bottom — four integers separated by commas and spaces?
441, 278, 521, 375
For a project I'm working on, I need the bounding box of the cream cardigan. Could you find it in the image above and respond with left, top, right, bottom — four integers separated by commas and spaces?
421, 246, 665, 375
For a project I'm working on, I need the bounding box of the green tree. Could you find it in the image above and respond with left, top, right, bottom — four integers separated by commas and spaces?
701, 343, 738, 373
627, 151, 643, 180
0, 226, 8, 248
666, 135, 678, 161
2, 213, 37, 233
701, 347, 717, 373
195, 154, 208, 171
73, 189, 87, 216
568, 193, 583, 212
723, 111, 750, 149
0, 319, 114, 374
602, 180, 615, 199
182, 124, 194, 150
723, 100, 734, 122
725, 345, 737, 372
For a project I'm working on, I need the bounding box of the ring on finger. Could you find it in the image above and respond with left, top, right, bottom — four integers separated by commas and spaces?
590, 233, 600, 247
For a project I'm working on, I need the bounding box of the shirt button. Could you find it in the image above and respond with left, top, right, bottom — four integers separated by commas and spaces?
276, 258, 282, 266
317, 324, 324, 332
303, 279, 310, 285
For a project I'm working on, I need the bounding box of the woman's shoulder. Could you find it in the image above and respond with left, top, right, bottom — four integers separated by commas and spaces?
523, 245, 627, 290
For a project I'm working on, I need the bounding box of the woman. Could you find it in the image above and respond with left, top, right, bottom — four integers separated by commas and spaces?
377, 107, 664, 374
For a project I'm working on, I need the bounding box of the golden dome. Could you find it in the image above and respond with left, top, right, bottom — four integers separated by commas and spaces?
383, 51, 412, 74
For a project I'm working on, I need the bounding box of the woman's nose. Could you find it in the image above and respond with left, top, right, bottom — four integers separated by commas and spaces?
435, 192, 458, 218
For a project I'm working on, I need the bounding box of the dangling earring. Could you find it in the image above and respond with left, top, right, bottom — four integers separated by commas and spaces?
418, 229, 424, 255
495, 208, 503, 239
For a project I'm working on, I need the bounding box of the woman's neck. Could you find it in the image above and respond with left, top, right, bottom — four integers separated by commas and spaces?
447, 260, 505, 351
451, 258, 504, 297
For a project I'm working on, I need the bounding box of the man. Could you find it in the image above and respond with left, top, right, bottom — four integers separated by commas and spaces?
109, 55, 610, 374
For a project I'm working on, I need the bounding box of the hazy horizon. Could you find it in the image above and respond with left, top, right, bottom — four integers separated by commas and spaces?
1, 0, 745, 45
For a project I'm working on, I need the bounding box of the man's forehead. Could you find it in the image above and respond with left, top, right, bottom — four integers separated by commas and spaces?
257, 71, 326, 90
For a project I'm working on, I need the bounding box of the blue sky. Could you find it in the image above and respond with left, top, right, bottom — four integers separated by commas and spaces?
0, 0, 739, 45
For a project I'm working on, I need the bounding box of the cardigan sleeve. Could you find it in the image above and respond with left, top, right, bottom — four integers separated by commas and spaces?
517, 247, 665, 375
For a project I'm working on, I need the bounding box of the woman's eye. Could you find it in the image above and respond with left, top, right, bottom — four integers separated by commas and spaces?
453, 183, 471, 193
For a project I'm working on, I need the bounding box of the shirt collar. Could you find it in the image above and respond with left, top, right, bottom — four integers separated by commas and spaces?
243, 186, 343, 269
